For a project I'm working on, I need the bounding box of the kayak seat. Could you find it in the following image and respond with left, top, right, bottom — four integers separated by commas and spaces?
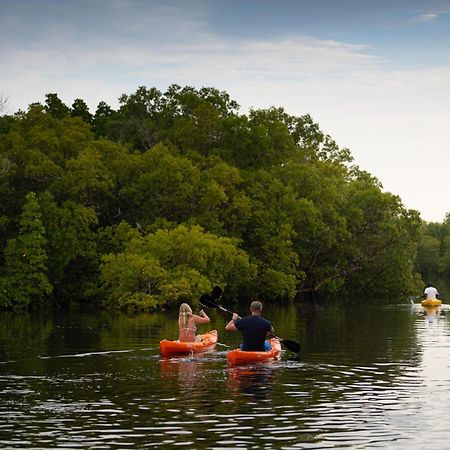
240, 340, 271, 352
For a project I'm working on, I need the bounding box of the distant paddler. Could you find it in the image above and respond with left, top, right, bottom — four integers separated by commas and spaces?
421, 282, 442, 307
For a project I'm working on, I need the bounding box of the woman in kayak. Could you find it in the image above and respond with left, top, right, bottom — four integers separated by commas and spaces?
225, 300, 274, 351
178, 303, 211, 342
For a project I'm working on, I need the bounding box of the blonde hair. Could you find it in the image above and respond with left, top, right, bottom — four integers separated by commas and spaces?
179, 303, 193, 328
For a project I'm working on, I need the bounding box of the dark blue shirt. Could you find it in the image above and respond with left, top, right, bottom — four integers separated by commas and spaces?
235, 315, 272, 351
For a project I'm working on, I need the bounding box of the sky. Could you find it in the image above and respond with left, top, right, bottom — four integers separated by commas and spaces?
1, 0, 450, 222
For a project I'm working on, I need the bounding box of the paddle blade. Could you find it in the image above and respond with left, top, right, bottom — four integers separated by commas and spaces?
281, 339, 301, 354
199, 294, 219, 309
210, 285, 223, 300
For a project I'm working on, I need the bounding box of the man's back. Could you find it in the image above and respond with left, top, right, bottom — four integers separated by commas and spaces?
235, 315, 272, 351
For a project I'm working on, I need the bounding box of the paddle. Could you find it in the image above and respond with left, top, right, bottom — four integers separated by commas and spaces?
210, 285, 223, 301
199, 291, 301, 354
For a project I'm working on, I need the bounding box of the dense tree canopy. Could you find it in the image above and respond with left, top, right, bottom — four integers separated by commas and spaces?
0, 86, 425, 310
415, 214, 450, 285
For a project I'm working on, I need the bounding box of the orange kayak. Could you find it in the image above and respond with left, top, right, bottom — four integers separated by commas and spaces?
159, 330, 218, 357
227, 338, 281, 365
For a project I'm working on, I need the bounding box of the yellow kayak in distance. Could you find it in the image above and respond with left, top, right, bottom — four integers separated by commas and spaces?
421, 298, 442, 307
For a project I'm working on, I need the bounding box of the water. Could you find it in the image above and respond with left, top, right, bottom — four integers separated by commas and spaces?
0, 302, 449, 449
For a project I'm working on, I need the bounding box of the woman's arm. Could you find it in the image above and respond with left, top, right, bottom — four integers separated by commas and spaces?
193, 309, 210, 324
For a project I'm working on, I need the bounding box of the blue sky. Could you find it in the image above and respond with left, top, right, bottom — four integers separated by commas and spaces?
1, 0, 450, 221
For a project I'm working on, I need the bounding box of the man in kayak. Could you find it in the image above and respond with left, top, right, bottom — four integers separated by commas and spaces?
225, 300, 274, 351
423, 282, 440, 300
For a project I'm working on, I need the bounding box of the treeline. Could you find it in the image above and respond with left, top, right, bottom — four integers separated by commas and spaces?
0, 86, 423, 310
415, 216, 450, 284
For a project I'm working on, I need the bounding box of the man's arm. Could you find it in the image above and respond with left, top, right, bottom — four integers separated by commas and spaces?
225, 313, 239, 331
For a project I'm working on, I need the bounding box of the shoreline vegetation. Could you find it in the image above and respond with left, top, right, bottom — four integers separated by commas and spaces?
0, 85, 442, 311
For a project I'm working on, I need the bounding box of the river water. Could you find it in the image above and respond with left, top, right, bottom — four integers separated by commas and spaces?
0, 301, 449, 449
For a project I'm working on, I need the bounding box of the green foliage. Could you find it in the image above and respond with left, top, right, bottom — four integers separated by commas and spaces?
71, 98, 93, 124
0, 154, 15, 238
343, 174, 423, 298
239, 169, 301, 299
37, 192, 99, 300
0, 192, 52, 309
256, 268, 298, 300
0, 114, 16, 134
60, 144, 115, 207
45, 93, 70, 119
93, 101, 116, 138
100, 225, 256, 310
0, 85, 425, 310
416, 234, 440, 281
122, 144, 202, 224
415, 214, 450, 283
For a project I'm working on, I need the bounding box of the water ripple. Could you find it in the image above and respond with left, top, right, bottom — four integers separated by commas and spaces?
2, 306, 450, 448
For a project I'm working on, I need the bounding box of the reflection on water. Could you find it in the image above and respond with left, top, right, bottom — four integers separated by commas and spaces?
159, 352, 220, 397
423, 306, 439, 323
227, 364, 280, 400
1, 303, 450, 448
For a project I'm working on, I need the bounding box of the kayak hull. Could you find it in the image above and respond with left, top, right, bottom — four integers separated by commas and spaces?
421, 299, 442, 307
227, 338, 281, 365
160, 330, 218, 357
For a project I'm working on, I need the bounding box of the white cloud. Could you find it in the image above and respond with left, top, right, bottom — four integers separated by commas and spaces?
414, 13, 439, 22
2, 7, 450, 221
1, 30, 382, 110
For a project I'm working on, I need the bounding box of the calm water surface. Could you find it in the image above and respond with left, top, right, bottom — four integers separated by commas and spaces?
1, 302, 449, 449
